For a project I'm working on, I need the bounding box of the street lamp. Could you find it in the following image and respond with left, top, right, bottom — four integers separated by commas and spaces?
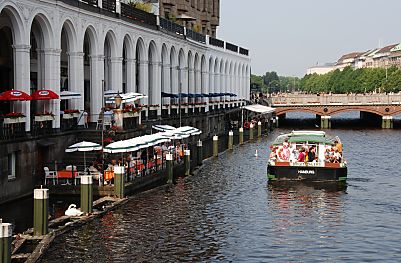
115, 92, 123, 109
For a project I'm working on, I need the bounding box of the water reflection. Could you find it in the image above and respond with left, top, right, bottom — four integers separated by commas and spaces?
40, 127, 401, 262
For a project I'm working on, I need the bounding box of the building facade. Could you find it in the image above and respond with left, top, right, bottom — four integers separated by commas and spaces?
0, 0, 250, 132
0, 0, 250, 203
158, 0, 219, 37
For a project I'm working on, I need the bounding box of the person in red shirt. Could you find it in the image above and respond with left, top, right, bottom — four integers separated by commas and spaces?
297, 148, 306, 162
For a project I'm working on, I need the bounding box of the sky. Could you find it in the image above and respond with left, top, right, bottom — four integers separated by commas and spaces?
218, 0, 401, 77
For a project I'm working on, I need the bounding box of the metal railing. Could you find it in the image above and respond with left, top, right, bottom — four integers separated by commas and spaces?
159, 17, 184, 36
226, 42, 238, 53
120, 2, 157, 27
102, 0, 116, 13
209, 36, 225, 48
270, 93, 401, 106
239, 47, 249, 56
186, 28, 206, 44
81, 0, 98, 6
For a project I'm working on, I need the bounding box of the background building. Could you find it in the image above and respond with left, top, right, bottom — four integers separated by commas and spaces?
158, 0, 219, 37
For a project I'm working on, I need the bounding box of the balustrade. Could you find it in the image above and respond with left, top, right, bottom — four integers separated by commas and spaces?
186, 29, 206, 44
159, 17, 185, 36
209, 37, 225, 48
121, 3, 157, 27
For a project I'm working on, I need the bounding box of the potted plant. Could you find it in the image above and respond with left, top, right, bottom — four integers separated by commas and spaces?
63, 109, 80, 119
148, 104, 160, 110
34, 111, 55, 122
3, 112, 26, 124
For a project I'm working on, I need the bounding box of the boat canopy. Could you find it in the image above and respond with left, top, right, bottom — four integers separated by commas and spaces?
272, 131, 335, 145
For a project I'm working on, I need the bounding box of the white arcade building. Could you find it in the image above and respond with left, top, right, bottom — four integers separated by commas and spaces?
0, 0, 251, 131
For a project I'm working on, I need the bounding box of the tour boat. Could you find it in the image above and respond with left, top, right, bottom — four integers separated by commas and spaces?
267, 131, 347, 183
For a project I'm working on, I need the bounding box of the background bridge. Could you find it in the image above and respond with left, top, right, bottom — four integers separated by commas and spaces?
269, 93, 401, 128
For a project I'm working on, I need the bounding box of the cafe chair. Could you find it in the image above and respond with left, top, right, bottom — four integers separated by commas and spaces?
44, 167, 58, 185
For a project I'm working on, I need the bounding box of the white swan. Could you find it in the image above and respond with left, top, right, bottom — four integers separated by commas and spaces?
254, 149, 258, 157
65, 204, 83, 216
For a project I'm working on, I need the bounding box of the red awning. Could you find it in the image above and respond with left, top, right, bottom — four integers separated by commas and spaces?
0, 90, 32, 101
31, 90, 59, 100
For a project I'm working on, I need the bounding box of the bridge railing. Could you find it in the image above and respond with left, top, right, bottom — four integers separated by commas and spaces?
270, 93, 401, 106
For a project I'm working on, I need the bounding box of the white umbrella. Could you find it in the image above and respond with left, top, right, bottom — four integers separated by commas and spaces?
175, 126, 202, 136
60, 91, 82, 100
104, 140, 140, 154
105, 92, 148, 104
152, 124, 176, 132
65, 141, 102, 170
160, 130, 190, 140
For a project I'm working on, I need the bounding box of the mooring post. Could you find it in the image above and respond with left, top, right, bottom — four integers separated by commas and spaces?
249, 123, 254, 141
213, 135, 219, 157
33, 188, 49, 236
257, 121, 262, 138
184, 150, 191, 176
166, 153, 173, 184
275, 116, 279, 128
228, 130, 234, 150
239, 127, 244, 145
1, 221, 12, 263
80, 175, 93, 214
197, 140, 203, 166
114, 166, 125, 199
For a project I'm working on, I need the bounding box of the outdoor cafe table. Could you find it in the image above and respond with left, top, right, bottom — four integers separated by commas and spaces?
57, 170, 79, 185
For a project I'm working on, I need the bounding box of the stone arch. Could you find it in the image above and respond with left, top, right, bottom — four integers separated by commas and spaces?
161, 43, 170, 109
170, 46, 178, 95
214, 58, 220, 96
135, 37, 146, 95
208, 56, 214, 95
178, 48, 187, 95
161, 43, 169, 93
0, 4, 26, 118
60, 19, 80, 112
276, 108, 323, 116
103, 30, 119, 91
122, 34, 135, 93
0, 4, 25, 45
329, 107, 384, 117
229, 61, 233, 96
201, 55, 207, 95
194, 53, 200, 96
83, 25, 99, 116
148, 40, 158, 106
187, 50, 194, 95
219, 59, 225, 98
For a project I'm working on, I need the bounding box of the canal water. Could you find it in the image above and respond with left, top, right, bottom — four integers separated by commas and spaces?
39, 119, 401, 262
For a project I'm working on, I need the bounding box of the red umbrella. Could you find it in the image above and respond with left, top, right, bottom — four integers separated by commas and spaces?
31, 90, 59, 100
0, 90, 32, 101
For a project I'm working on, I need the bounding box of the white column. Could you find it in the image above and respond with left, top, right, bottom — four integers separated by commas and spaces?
41, 49, 60, 128
195, 69, 201, 95
180, 66, 188, 96
154, 61, 162, 115
110, 57, 123, 92
188, 68, 195, 95
126, 58, 136, 93
139, 61, 148, 108
162, 63, 170, 106
202, 70, 208, 106
90, 55, 104, 119
68, 52, 85, 113
13, 45, 31, 131
171, 65, 178, 95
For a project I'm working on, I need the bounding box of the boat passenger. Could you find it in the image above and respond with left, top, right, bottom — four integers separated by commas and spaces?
308, 146, 316, 162
334, 140, 343, 154
297, 148, 306, 162
333, 148, 342, 163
